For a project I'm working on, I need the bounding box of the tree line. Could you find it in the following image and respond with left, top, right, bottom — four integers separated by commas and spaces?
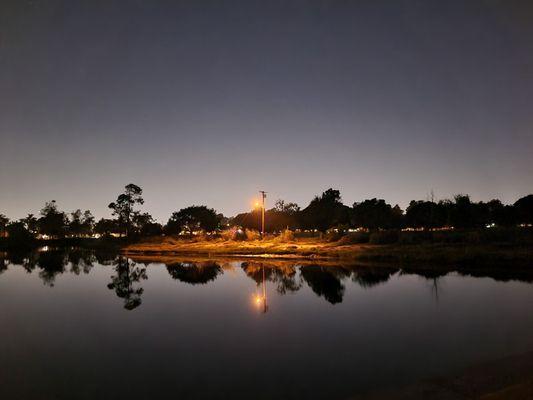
1, 184, 533, 243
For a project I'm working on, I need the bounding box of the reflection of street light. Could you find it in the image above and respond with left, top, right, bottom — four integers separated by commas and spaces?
252, 264, 268, 313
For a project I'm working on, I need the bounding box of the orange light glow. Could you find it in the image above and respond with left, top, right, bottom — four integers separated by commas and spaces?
253, 294, 263, 306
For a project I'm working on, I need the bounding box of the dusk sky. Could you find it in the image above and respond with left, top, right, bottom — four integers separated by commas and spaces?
1, 0, 533, 222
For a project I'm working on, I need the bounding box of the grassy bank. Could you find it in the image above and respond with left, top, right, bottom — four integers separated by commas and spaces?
123, 228, 533, 267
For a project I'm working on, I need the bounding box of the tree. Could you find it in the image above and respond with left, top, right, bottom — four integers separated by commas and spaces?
68, 209, 83, 237
132, 212, 162, 236
81, 210, 95, 235
274, 199, 300, 214
166, 206, 221, 234
300, 189, 351, 232
352, 198, 403, 230
94, 218, 121, 237
108, 184, 144, 237
5, 221, 33, 244
0, 214, 9, 238
68, 209, 95, 237
449, 195, 487, 229
514, 194, 533, 225
486, 199, 515, 227
22, 214, 38, 235
38, 200, 68, 238
405, 200, 447, 229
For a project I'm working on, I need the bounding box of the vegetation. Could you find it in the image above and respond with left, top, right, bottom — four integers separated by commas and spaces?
2, 184, 533, 266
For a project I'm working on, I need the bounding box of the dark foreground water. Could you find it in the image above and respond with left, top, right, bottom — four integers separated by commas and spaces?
1, 249, 533, 399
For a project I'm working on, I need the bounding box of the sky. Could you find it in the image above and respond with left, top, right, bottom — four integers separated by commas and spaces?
1, 0, 533, 222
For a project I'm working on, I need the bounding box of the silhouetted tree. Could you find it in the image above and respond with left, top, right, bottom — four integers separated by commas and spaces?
264, 200, 301, 231
94, 218, 121, 236
449, 195, 487, 229
300, 189, 351, 232
514, 194, 533, 225
38, 200, 68, 238
405, 200, 447, 229
166, 206, 221, 234
22, 214, 38, 235
485, 199, 515, 227
130, 212, 162, 236
274, 199, 300, 214
108, 184, 144, 237
352, 198, 403, 230
69, 209, 83, 236
5, 221, 33, 246
0, 214, 8, 238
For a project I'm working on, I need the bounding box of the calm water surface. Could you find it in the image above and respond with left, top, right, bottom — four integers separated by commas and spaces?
1, 249, 533, 399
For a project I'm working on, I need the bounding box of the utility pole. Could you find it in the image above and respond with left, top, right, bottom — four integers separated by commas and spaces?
259, 190, 267, 236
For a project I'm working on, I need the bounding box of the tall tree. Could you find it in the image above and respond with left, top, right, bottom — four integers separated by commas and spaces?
38, 200, 68, 238
352, 198, 403, 230
300, 189, 351, 232
108, 184, 144, 237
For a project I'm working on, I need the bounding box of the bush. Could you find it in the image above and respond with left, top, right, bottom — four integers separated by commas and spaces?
324, 230, 343, 242
431, 230, 468, 243
337, 232, 370, 245
220, 227, 247, 241
398, 231, 432, 245
369, 230, 399, 244
276, 229, 295, 243
245, 229, 261, 241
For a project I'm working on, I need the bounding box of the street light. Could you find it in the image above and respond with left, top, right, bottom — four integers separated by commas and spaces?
259, 190, 266, 236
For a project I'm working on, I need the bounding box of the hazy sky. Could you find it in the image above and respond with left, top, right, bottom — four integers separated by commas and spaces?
1, 0, 533, 222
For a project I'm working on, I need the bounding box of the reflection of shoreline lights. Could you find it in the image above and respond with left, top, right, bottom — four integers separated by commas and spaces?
253, 294, 263, 306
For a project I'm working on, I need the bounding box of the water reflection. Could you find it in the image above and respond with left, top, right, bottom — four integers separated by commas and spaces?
2, 249, 533, 311
300, 265, 349, 304
166, 261, 223, 285
107, 256, 147, 310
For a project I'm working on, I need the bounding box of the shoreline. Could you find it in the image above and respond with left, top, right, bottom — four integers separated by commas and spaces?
123, 236, 533, 267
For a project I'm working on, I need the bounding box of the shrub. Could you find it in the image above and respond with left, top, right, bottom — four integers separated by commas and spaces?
276, 229, 295, 243
337, 232, 370, 245
245, 229, 261, 241
431, 230, 468, 243
369, 230, 399, 244
220, 227, 247, 241
324, 230, 343, 242
398, 231, 432, 245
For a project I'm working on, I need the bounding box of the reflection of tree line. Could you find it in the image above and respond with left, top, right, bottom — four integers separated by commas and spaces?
3, 250, 533, 310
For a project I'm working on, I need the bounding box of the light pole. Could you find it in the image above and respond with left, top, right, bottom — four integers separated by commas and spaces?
259, 190, 266, 236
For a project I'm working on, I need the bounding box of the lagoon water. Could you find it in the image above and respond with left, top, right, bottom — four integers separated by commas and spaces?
1, 250, 533, 399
